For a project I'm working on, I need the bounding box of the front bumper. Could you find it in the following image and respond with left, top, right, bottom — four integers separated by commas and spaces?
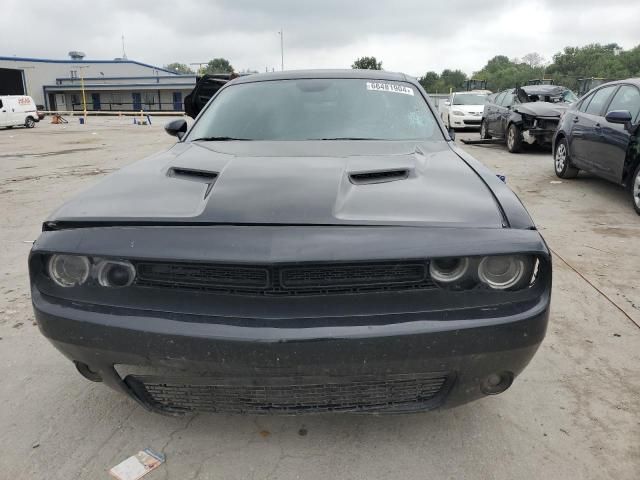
33, 287, 549, 415
450, 113, 483, 128
30, 225, 551, 414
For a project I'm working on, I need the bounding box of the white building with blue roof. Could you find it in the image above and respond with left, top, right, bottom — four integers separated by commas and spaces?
0, 53, 196, 112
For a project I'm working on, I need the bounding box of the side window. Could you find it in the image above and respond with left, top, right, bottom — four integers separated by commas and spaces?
494, 92, 506, 105
500, 93, 514, 107
606, 85, 640, 122
584, 86, 617, 116
578, 93, 594, 113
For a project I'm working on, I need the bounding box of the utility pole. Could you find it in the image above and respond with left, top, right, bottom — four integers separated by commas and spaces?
121, 34, 127, 59
278, 29, 284, 71
78, 65, 89, 122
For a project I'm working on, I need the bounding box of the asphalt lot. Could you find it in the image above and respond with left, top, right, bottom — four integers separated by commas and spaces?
0, 118, 638, 479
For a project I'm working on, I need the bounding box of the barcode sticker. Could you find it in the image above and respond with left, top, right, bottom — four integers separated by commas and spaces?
366, 82, 414, 96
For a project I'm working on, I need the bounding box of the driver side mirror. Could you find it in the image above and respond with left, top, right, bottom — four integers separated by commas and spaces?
605, 110, 633, 131
448, 128, 456, 141
164, 118, 187, 139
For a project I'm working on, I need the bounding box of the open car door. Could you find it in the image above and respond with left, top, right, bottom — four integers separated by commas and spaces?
184, 74, 232, 118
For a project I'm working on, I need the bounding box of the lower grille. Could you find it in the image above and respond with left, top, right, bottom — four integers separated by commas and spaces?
128, 374, 449, 414
463, 119, 481, 125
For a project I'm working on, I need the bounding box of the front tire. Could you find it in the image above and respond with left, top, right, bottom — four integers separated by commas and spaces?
480, 119, 491, 139
554, 137, 579, 179
25, 117, 35, 128
631, 163, 640, 215
506, 123, 522, 153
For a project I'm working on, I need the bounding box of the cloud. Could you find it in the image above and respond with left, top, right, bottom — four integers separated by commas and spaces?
1, 0, 639, 76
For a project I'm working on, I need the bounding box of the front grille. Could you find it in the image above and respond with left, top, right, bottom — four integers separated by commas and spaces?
463, 119, 481, 125
135, 260, 435, 296
128, 374, 449, 414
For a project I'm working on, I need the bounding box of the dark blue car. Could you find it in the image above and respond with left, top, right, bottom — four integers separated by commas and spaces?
553, 78, 640, 214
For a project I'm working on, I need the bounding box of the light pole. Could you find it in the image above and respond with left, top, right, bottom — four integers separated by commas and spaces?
75, 65, 90, 122
278, 29, 284, 71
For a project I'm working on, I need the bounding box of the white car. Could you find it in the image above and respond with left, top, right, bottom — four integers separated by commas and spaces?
440, 91, 489, 130
0, 95, 40, 129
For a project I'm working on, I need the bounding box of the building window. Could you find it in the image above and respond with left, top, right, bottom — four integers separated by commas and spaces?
70, 70, 78, 79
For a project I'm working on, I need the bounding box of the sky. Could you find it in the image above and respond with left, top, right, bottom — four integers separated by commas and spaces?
2, 0, 639, 76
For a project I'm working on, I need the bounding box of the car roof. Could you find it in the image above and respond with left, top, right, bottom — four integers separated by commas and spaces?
598, 78, 640, 88
232, 69, 411, 84
521, 85, 569, 95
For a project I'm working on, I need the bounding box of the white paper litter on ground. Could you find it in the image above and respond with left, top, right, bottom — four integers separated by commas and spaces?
109, 448, 165, 480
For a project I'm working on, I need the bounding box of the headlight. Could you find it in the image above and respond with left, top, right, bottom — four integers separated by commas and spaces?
47, 254, 90, 287
429, 257, 470, 283
95, 260, 136, 288
478, 255, 529, 290
452, 110, 465, 116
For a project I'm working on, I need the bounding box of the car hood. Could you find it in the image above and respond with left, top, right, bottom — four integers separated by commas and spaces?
514, 102, 568, 118
49, 140, 505, 228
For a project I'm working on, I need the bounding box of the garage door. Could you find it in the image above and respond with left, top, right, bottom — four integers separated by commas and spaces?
0, 68, 25, 95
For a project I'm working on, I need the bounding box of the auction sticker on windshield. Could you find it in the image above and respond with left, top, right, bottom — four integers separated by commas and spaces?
366, 82, 414, 95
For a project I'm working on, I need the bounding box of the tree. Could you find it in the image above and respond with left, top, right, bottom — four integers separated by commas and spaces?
418, 71, 440, 92
164, 62, 194, 74
522, 52, 545, 68
474, 55, 546, 91
439, 69, 467, 91
204, 58, 234, 74
352, 56, 382, 70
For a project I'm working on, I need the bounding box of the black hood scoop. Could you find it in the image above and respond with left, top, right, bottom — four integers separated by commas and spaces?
167, 167, 218, 197
349, 169, 410, 185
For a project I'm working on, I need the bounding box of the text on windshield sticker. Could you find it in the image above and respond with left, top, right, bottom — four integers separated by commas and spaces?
366, 82, 414, 96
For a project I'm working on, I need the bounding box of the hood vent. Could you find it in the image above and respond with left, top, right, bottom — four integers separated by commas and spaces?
167, 167, 218, 198
349, 169, 410, 185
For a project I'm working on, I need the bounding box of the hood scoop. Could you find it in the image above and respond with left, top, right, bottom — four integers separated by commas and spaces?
348, 168, 410, 185
167, 167, 218, 197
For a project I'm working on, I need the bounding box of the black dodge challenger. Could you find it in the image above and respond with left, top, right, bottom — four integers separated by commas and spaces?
29, 70, 551, 415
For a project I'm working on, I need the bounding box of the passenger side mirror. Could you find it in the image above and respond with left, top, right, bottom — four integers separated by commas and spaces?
605, 110, 633, 131
164, 118, 188, 139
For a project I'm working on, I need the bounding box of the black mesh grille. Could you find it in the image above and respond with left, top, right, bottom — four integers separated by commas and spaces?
137, 263, 268, 288
129, 374, 449, 414
135, 261, 435, 296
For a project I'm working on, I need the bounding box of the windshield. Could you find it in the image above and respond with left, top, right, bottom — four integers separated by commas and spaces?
452, 93, 487, 105
187, 78, 440, 141
561, 90, 578, 103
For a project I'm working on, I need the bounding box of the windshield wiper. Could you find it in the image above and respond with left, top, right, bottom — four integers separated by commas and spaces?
191, 136, 253, 141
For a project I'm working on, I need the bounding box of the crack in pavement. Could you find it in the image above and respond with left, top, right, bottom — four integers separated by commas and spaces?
551, 247, 640, 330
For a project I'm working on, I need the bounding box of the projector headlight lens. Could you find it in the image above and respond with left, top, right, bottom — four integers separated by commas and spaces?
429, 257, 470, 283
478, 255, 528, 290
47, 254, 90, 287
95, 260, 136, 288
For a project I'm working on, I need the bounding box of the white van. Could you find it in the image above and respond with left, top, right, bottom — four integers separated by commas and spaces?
0, 95, 40, 129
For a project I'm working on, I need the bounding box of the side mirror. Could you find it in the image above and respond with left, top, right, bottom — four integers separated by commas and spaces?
605, 110, 633, 130
444, 100, 451, 106
448, 128, 456, 141
164, 118, 187, 139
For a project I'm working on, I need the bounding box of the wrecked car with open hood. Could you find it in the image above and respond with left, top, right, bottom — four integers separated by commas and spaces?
29, 70, 551, 415
481, 85, 578, 153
